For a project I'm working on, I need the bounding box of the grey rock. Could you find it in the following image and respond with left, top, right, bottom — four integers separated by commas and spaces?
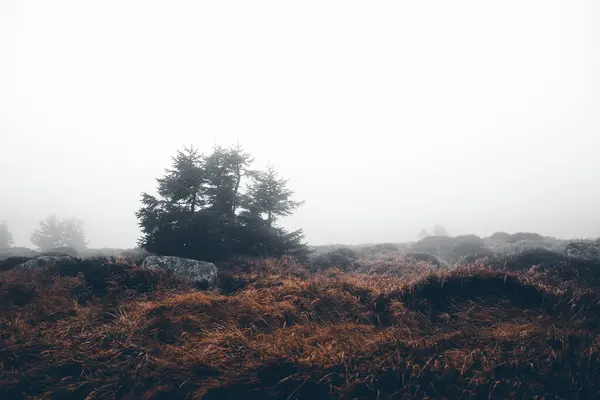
17, 255, 74, 270
141, 256, 218, 285
0, 247, 40, 261
39, 246, 80, 257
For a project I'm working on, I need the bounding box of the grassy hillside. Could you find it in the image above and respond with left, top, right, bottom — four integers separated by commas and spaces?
2, 255, 600, 399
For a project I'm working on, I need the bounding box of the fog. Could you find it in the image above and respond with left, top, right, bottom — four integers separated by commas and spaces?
1, 1, 599, 248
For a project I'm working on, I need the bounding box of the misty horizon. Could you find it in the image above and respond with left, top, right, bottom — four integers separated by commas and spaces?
2, 1, 599, 249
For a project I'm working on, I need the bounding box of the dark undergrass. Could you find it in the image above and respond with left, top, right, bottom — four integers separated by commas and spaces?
1, 258, 600, 399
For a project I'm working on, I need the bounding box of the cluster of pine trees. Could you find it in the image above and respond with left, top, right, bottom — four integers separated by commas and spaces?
2, 144, 306, 262
136, 144, 308, 262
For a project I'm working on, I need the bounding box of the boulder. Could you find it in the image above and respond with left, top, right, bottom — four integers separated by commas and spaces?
39, 246, 80, 257
17, 256, 74, 270
141, 256, 218, 285
0, 247, 39, 261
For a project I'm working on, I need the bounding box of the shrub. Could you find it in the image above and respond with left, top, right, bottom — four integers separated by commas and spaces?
369, 243, 400, 253
450, 235, 485, 260
0, 256, 33, 271
39, 246, 80, 257
459, 248, 495, 264
489, 247, 565, 270
489, 231, 512, 241
508, 232, 545, 243
310, 248, 358, 271
0, 247, 39, 261
410, 235, 455, 259
405, 252, 443, 267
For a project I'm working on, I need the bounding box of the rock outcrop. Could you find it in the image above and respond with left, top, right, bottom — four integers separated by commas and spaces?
141, 256, 218, 285
17, 256, 74, 270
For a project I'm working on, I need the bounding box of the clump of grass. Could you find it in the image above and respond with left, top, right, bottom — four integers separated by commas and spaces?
2, 258, 600, 399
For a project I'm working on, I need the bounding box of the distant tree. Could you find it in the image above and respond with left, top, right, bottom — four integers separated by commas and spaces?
30, 215, 88, 252
61, 218, 88, 251
433, 224, 448, 236
136, 144, 308, 262
31, 215, 63, 251
0, 221, 14, 249
417, 229, 430, 240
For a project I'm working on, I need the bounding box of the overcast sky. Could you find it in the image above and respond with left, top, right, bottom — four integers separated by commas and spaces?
1, 1, 599, 248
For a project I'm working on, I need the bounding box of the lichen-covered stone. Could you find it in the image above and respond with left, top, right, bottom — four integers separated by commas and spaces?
17, 256, 74, 270
141, 256, 218, 286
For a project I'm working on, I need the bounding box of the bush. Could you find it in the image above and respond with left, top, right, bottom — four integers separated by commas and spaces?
310, 248, 359, 271
405, 252, 443, 267
369, 243, 400, 253
489, 231, 512, 241
39, 246, 80, 257
0, 247, 39, 261
508, 232, 545, 243
450, 235, 485, 260
564, 240, 600, 260
489, 247, 565, 270
459, 248, 495, 264
0, 256, 33, 271
410, 235, 455, 259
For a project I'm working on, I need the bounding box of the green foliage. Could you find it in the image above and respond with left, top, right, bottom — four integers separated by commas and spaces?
0, 221, 14, 249
30, 215, 88, 252
136, 144, 308, 262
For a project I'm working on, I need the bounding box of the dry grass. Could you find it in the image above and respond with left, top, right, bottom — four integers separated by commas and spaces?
1, 258, 600, 399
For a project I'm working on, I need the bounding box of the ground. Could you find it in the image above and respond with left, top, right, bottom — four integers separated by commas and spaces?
1, 256, 600, 399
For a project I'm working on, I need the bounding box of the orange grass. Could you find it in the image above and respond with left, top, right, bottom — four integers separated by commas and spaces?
1, 258, 600, 399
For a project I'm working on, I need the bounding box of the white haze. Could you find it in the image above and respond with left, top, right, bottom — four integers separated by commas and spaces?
1, 1, 599, 248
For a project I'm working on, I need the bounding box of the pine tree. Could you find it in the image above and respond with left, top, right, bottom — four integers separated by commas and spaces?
137, 146, 207, 257
0, 221, 14, 249
61, 217, 88, 251
156, 146, 206, 214
31, 215, 65, 251
228, 144, 254, 215
203, 144, 253, 219
30, 215, 87, 251
245, 164, 304, 227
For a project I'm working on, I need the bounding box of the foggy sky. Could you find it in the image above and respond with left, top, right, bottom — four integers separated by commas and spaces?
1, 1, 600, 249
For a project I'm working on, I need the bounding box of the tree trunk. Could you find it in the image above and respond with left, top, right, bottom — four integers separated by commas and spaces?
190, 190, 197, 214
232, 167, 241, 215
